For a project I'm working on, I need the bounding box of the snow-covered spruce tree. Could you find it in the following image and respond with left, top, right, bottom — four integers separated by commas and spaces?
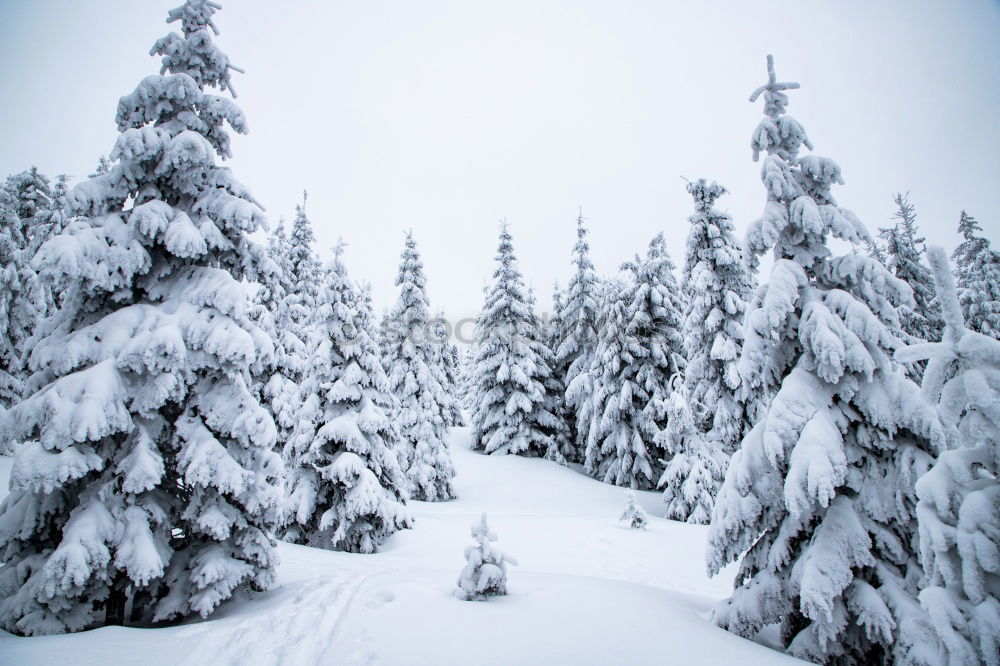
659, 375, 727, 524
529, 286, 571, 464
382, 233, 456, 501
254, 219, 305, 450
680, 178, 755, 453
0, 0, 283, 635
283, 192, 320, 359
0, 188, 36, 411
578, 234, 683, 490
880, 193, 942, 346
7, 168, 72, 320
469, 223, 562, 458
620, 490, 648, 530
554, 212, 601, 463
706, 56, 945, 664
457, 344, 476, 414
90, 155, 112, 178
455, 514, 518, 601
283, 245, 411, 552
443, 343, 465, 427
431, 310, 465, 428
4, 167, 53, 254
897, 246, 1000, 666
952, 211, 1000, 340
542, 282, 574, 463
48, 174, 73, 239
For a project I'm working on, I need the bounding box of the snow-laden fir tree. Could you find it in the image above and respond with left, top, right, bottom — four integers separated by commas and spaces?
431, 310, 465, 428
529, 286, 571, 464
90, 155, 112, 178
880, 193, 943, 346
47, 174, 73, 241
542, 282, 574, 462
283, 244, 412, 552
283, 192, 321, 359
469, 223, 562, 458
0, 188, 37, 412
4, 167, 53, 254
455, 514, 518, 601
897, 246, 1000, 666
457, 344, 476, 413
443, 343, 465, 427
0, 0, 283, 634
577, 234, 683, 489
263, 197, 318, 452
554, 212, 601, 463
659, 375, 727, 524
620, 490, 648, 529
382, 233, 456, 501
255, 219, 307, 450
6, 168, 70, 319
707, 56, 945, 665
952, 211, 1000, 340
680, 178, 755, 453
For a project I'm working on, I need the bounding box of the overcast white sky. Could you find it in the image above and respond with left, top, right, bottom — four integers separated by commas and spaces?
1, 0, 998, 325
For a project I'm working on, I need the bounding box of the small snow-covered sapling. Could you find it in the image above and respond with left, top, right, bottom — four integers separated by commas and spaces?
620, 490, 648, 529
455, 514, 518, 601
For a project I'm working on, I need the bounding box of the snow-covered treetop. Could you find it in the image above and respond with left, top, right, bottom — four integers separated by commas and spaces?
156, 0, 241, 96
744, 55, 876, 275
4, 167, 52, 221
556, 211, 600, 367
52, 0, 266, 298
749, 53, 807, 161
483, 221, 533, 327
686, 178, 727, 213
748, 55, 799, 110
289, 192, 316, 277
393, 231, 431, 318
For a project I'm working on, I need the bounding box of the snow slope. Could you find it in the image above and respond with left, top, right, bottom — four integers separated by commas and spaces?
0, 429, 799, 665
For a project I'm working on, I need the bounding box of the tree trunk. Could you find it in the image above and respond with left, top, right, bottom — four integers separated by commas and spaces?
105, 574, 128, 627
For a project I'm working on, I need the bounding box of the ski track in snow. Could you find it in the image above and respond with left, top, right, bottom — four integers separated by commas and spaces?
180, 571, 381, 666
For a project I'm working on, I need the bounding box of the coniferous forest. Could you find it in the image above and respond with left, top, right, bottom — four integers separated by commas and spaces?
0, 2, 997, 664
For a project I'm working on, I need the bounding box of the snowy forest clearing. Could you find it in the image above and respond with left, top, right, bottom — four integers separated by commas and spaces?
0, 430, 802, 664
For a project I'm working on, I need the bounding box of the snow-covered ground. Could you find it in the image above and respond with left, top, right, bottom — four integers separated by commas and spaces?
0, 429, 799, 665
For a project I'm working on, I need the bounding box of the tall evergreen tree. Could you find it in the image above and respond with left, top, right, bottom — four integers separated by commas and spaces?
541, 282, 574, 462
554, 212, 600, 462
283, 245, 412, 551
679, 178, 755, 451
431, 309, 465, 428
252, 218, 302, 450
577, 235, 683, 489
658, 375, 725, 523
469, 223, 561, 458
0, 188, 34, 411
4, 167, 52, 251
382, 233, 456, 501
284, 191, 320, 355
3, 167, 58, 333
707, 56, 944, 664
952, 211, 1000, 339
880, 193, 942, 345
898, 246, 1000, 666
288, 192, 317, 283
661, 179, 754, 522
0, 0, 283, 634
